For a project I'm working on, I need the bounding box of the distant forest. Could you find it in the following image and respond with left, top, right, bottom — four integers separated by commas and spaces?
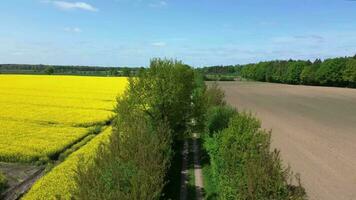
202, 55, 356, 88
2, 55, 356, 88
0, 64, 142, 76
199, 64, 241, 75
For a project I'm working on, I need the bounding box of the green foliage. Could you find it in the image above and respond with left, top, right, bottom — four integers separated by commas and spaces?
202, 164, 218, 200
0, 64, 142, 77
240, 56, 356, 88
300, 64, 318, 85
286, 62, 305, 84
125, 59, 195, 138
343, 58, 356, 87
205, 82, 226, 108
204, 75, 235, 81
204, 81, 235, 135
191, 71, 208, 132
205, 106, 236, 135
109, 69, 119, 76
121, 68, 131, 77
199, 65, 241, 75
73, 59, 198, 199
204, 110, 306, 200
74, 112, 172, 199
44, 66, 55, 75
0, 171, 7, 193
316, 58, 347, 86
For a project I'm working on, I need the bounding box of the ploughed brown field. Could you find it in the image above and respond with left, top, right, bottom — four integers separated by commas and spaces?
217, 81, 356, 200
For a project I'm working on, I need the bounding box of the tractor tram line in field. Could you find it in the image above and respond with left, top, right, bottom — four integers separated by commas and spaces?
1, 164, 45, 200
1, 116, 112, 199
1, 126, 110, 200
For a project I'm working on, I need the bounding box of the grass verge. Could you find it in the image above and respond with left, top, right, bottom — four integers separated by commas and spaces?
0, 171, 7, 194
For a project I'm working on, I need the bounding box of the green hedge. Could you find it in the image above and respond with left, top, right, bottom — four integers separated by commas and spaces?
206, 106, 236, 135
204, 108, 306, 200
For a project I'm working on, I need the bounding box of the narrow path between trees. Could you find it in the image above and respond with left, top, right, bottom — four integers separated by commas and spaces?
192, 133, 204, 200
180, 140, 189, 200
180, 134, 204, 200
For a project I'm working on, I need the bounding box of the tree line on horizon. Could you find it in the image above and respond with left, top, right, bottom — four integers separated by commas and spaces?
240, 55, 356, 87
0, 64, 142, 77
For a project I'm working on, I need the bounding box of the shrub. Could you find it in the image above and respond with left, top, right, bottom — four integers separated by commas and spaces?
205, 106, 236, 135
0, 171, 8, 194
205, 82, 226, 108
205, 112, 306, 200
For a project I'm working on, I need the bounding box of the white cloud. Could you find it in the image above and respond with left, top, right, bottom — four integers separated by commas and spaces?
149, 1, 167, 8
49, 1, 98, 12
151, 42, 167, 47
64, 27, 82, 33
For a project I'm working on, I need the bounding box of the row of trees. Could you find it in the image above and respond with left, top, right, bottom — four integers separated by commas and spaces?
199, 65, 241, 75
72, 59, 205, 199
64, 58, 307, 199
202, 83, 306, 199
0, 64, 142, 77
241, 55, 356, 87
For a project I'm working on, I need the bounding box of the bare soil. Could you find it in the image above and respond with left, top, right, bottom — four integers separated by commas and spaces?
0, 162, 44, 200
218, 81, 356, 200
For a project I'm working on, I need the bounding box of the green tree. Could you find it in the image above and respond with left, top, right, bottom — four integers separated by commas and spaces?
44, 66, 55, 75
121, 68, 131, 77
343, 58, 356, 87
254, 62, 268, 81
129, 59, 195, 138
285, 62, 305, 84
300, 65, 314, 85
74, 59, 197, 199
316, 58, 347, 86
109, 69, 119, 76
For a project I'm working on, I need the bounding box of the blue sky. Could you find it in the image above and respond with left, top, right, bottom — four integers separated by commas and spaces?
0, 0, 355, 67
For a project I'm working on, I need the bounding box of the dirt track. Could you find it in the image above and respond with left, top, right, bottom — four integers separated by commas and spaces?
218, 81, 356, 200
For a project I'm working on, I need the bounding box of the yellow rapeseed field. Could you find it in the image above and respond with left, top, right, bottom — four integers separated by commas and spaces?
23, 127, 112, 200
0, 75, 127, 162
